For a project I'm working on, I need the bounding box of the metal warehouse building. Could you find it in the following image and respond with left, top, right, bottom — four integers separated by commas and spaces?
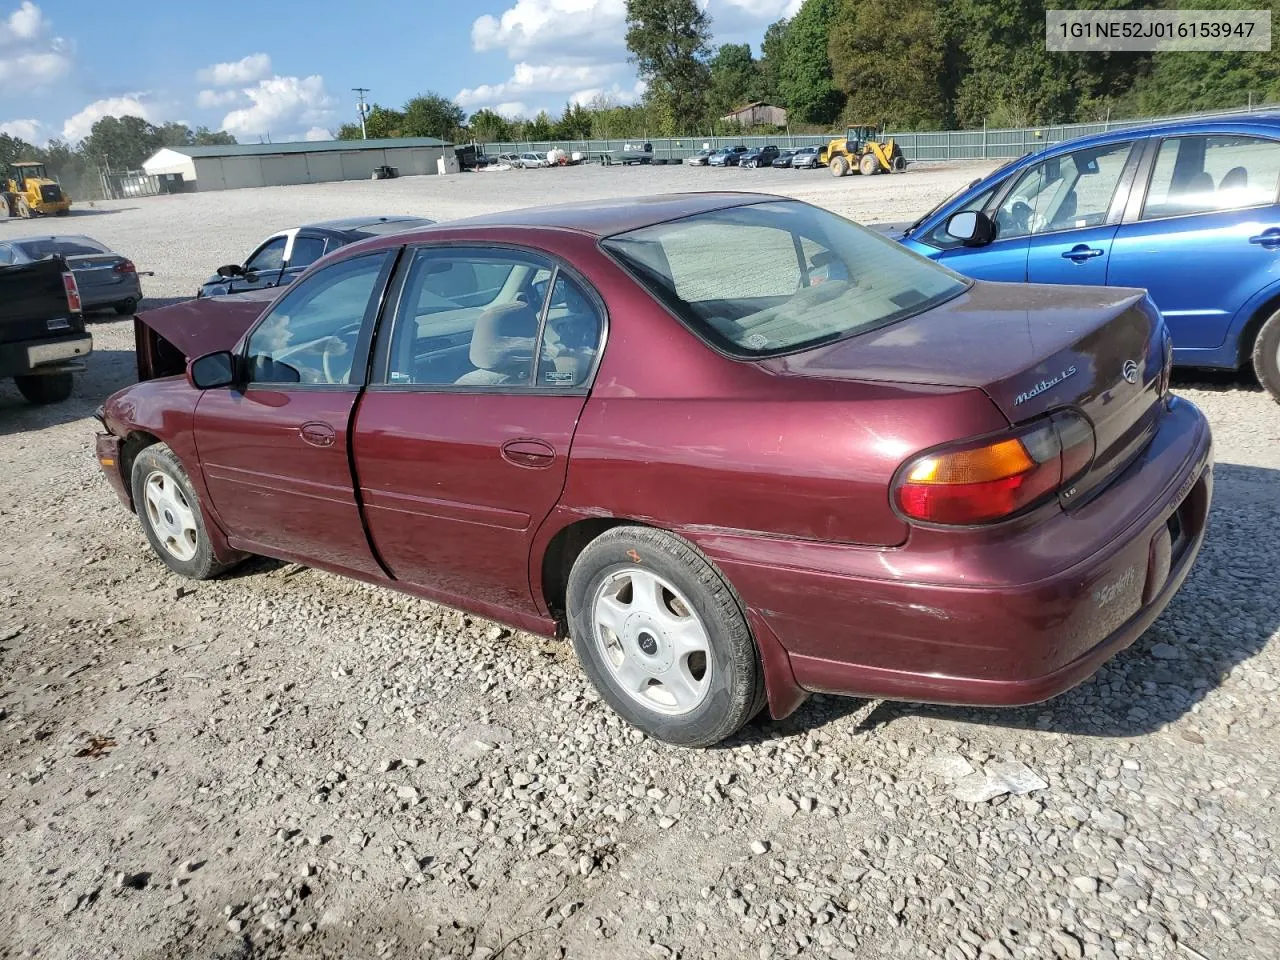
140, 137, 455, 191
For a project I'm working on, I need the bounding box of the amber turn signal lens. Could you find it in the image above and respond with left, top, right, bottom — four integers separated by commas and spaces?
905, 438, 1035, 485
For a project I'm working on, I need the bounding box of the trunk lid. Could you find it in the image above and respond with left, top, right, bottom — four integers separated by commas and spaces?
66, 254, 127, 289
765, 280, 1165, 506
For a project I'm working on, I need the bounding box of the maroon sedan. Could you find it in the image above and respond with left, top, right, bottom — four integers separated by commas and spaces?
96, 193, 1212, 747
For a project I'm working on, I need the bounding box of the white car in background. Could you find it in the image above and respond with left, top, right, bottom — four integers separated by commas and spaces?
515, 152, 551, 169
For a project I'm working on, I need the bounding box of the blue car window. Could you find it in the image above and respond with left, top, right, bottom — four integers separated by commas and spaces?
923, 186, 997, 248
994, 141, 1132, 239
1142, 135, 1280, 220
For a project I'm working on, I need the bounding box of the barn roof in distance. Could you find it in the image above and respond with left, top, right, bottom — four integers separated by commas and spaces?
165, 137, 452, 159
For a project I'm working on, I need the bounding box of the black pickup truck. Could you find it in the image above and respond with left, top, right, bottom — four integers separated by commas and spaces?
0, 257, 92, 404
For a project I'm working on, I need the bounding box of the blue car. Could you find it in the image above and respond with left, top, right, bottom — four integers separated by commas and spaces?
894, 115, 1280, 400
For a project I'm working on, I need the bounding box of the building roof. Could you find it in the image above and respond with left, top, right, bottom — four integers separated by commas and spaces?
163, 137, 452, 159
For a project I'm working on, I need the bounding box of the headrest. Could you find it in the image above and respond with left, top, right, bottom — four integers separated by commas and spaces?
1220, 166, 1248, 191
470, 303, 538, 371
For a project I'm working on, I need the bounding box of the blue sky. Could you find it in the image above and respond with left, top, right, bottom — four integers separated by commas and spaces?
0, 0, 802, 146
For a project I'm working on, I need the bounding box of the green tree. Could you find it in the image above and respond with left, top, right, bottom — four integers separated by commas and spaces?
400, 93, 466, 140
708, 43, 760, 117
155, 121, 194, 147
1, 132, 34, 170
555, 101, 594, 139
625, 0, 713, 134
192, 126, 237, 146
758, 18, 789, 104
80, 116, 160, 170
468, 109, 513, 142
779, 0, 845, 126
526, 110, 556, 141
828, 0, 948, 129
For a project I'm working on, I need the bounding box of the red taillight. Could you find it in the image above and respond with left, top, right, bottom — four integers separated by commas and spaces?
114, 259, 137, 275
62, 272, 82, 313
894, 411, 1095, 525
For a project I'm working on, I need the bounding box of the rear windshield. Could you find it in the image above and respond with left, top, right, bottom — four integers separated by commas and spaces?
602, 200, 969, 357
349, 218, 436, 239
16, 237, 108, 259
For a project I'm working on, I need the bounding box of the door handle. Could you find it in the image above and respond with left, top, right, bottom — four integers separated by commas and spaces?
1248, 229, 1280, 247
501, 438, 556, 468
299, 421, 336, 447
1061, 245, 1104, 261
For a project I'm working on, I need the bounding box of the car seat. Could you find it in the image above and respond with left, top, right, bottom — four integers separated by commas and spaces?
1219, 166, 1248, 191
454, 303, 538, 385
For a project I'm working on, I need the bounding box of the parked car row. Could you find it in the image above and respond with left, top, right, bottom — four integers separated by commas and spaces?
695, 144, 828, 169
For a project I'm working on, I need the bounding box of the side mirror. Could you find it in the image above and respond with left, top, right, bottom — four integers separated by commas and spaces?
945, 210, 996, 247
189, 351, 237, 390
215, 263, 245, 278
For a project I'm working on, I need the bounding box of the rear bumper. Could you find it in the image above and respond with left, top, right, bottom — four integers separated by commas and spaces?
0, 334, 92, 378
698, 397, 1213, 711
80, 280, 143, 308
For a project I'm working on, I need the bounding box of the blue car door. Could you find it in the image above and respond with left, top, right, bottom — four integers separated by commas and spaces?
1108, 133, 1280, 356
1024, 140, 1140, 286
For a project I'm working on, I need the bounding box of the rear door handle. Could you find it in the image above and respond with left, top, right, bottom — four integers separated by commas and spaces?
1248, 228, 1280, 247
300, 421, 336, 447
501, 438, 555, 468
1061, 245, 1104, 261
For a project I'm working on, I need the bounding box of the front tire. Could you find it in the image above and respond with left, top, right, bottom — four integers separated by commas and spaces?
1253, 308, 1280, 403
859, 154, 879, 176
566, 526, 764, 747
131, 443, 233, 580
14, 372, 73, 404
829, 156, 848, 177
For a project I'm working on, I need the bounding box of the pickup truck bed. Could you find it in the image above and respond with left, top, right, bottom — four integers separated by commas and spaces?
0, 258, 91, 405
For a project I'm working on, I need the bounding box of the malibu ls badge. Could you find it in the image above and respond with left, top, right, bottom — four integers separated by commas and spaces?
1014, 364, 1078, 406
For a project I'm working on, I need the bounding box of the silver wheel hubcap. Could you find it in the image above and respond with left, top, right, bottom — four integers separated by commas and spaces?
591, 567, 712, 716
142, 470, 199, 562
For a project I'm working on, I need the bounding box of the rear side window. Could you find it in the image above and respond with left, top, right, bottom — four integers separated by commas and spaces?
288, 235, 328, 267
603, 200, 968, 357
1142, 135, 1280, 219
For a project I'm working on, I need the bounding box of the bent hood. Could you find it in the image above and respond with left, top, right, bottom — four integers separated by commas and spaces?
133, 288, 279, 381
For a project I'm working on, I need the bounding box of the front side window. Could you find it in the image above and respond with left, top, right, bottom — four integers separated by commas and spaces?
603, 200, 969, 357
385, 247, 603, 388
1142, 135, 1280, 219
246, 236, 287, 272
923, 186, 997, 249
244, 252, 389, 385
994, 141, 1133, 240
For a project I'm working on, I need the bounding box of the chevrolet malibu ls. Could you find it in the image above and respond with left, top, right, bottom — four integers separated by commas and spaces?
96, 193, 1212, 747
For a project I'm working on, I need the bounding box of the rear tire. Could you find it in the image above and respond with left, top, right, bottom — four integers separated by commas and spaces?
1252, 308, 1280, 403
566, 526, 765, 747
860, 154, 879, 176
829, 156, 848, 177
114, 298, 138, 315
14, 372, 73, 405
131, 443, 235, 580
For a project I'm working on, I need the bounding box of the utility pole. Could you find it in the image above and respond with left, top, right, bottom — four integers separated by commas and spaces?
352, 87, 371, 139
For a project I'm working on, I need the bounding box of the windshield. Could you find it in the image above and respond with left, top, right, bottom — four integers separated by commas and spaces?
602, 200, 969, 358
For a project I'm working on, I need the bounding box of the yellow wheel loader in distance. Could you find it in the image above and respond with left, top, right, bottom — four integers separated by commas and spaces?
825, 125, 906, 178
2, 162, 72, 218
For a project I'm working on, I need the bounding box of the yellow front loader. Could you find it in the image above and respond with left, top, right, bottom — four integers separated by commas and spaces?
2, 162, 72, 218
825, 126, 906, 177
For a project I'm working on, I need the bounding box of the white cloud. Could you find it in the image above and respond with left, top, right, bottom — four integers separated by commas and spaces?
0, 2, 71, 90
220, 74, 335, 140
0, 117, 44, 143
303, 126, 330, 141
62, 95, 158, 142
463, 0, 799, 116
495, 102, 530, 119
568, 79, 646, 108
197, 52, 271, 86
196, 88, 240, 109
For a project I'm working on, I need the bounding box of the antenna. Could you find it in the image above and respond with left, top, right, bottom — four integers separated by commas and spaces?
352, 87, 371, 140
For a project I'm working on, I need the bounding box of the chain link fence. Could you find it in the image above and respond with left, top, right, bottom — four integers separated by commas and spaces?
474, 100, 1278, 165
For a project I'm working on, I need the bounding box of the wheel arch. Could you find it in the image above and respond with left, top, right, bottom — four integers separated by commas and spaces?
1236, 285, 1280, 369
119, 430, 163, 510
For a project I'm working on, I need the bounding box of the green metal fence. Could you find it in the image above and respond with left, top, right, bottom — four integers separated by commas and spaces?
474, 101, 1278, 164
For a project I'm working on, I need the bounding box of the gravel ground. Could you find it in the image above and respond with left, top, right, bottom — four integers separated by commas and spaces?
1, 163, 1278, 960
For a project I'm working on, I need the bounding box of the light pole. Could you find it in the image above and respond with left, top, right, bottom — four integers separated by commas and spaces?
352, 87, 371, 139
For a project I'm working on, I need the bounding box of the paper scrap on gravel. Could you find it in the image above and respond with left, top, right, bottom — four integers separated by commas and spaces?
951, 761, 1048, 803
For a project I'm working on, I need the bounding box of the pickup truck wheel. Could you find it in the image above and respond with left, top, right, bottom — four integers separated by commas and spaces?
1253, 307, 1280, 403
131, 443, 231, 580
566, 526, 765, 747
14, 372, 73, 404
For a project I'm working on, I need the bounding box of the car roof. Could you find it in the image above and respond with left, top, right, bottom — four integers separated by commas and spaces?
1026, 112, 1280, 156
303, 216, 430, 232
424, 192, 782, 239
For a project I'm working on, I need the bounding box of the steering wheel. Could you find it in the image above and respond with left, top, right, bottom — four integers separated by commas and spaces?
319, 321, 363, 384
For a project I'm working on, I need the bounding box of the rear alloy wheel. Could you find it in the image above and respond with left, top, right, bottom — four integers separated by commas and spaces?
859, 154, 879, 176
1252, 307, 1280, 403
566, 526, 765, 747
829, 156, 848, 177
14, 372, 73, 405
131, 443, 234, 580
